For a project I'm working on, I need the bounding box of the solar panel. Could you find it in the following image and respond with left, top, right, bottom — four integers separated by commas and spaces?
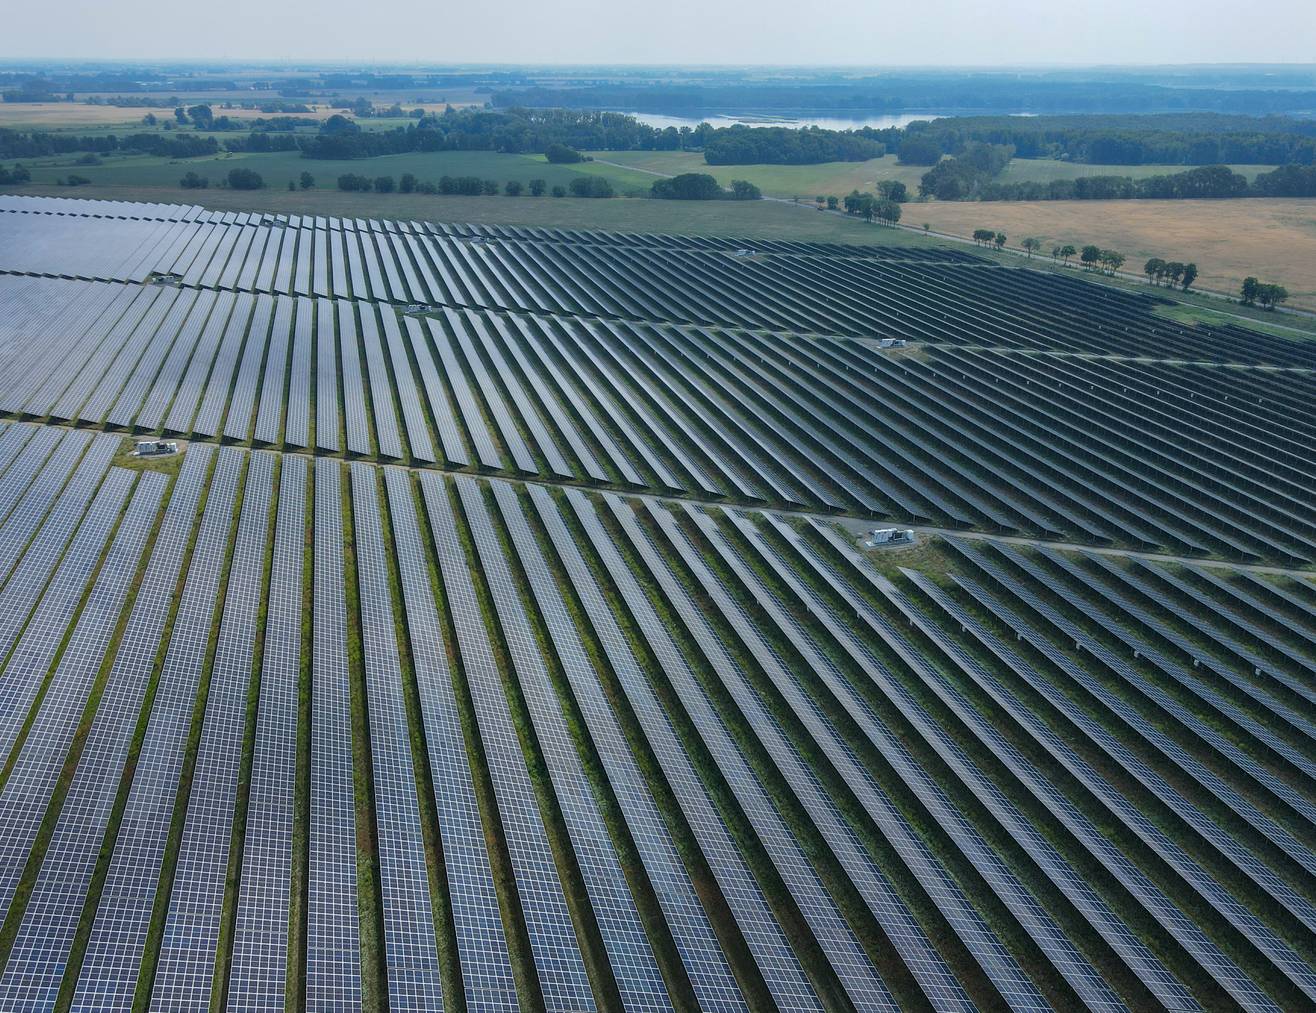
497, 481, 748, 1012
455, 476, 672, 1011
418, 472, 598, 1013
381, 466, 519, 1012
283, 297, 314, 447
225, 454, 306, 1012
0, 463, 133, 766
68, 447, 244, 1013
556, 488, 822, 1013
355, 305, 403, 459
339, 301, 372, 455
306, 457, 362, 1006
150, 450, 275, 1011
0, 472, 164, 981
349, 463, 445, 1010
253, 295, 295, 445
315, 297, 340, 452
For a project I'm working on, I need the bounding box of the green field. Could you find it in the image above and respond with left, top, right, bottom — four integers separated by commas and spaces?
5, 182, 935, 244
17, 148, 662, 195
588, 151, 1280, 199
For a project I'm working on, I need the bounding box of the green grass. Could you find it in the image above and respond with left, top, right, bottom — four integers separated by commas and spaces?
1151, 302, 1316, 342
18, 149, 659, 196
586, 151, 1280, 200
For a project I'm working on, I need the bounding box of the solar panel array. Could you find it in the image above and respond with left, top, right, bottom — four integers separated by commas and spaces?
0, 197, 1312, 1013
2, 271, 1309, 565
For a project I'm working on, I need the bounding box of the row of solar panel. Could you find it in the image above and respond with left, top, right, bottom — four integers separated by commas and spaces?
2, 274, 1310, 565
4, 197, 1311, 368
1, 427, 1312, 1011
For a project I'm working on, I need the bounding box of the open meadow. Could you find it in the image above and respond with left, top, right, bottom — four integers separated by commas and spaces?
912, 197, 1316, 307
590, 150, 1280, 199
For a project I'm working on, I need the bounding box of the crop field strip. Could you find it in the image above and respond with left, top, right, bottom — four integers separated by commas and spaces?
0, 197, 1313, 1012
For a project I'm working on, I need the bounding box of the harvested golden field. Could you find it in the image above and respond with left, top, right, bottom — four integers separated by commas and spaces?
912, 198, 1316, 307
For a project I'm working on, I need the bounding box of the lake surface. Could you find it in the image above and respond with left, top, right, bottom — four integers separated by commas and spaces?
621, 111, 1040, 131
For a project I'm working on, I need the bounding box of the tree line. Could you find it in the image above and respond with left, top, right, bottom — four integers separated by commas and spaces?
884, 113, 1316, 166
337, 172, 613, 198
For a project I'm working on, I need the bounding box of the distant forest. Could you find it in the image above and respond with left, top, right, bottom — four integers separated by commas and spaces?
492, 79, 1316, 116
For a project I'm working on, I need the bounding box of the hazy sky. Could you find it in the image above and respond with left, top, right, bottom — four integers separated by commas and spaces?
6, 0, 1316, 65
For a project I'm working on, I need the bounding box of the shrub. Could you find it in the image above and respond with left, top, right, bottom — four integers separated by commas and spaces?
545, 142, 584, 164
551, 185, 566, 198
651, 172, 723, 200
373, 175, 395, 193
568, 176, 614, 198
338, 173, 372, 192
179, 170, 208, 189
226, 167, 264, 190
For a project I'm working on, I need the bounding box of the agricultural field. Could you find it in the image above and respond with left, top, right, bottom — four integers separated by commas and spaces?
589, 151, 1280, 199
913, 197, 1316, 308
0, 194, 1312, 1013
13, 147, 662, 195
4, 181, 933, 242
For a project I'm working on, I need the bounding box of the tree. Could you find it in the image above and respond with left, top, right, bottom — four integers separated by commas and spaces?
570, 176, 614, 198
877, 179, 908, 202
993, 232, 1007, 250
482, 179, 499, 195
971, 228, 995, 246
1181, 263, 1198, 291
1080, 244, 1101, 270
226, 167, 263, 190
505, 180, 524, 196
729, 179, 761, 200
352, 96, 373, 118
815, 195, 826, 206
1102, 250, 1125, 274
1240, 276, 1261, 305
179, 171, 208, 190
186, 104, 213, 129
1058, 244, 1077, 266
374, 175, 396, 193
875, 199, 902, 225
1164, 261, 1184, 287
142, 112, 157, 126
1144, 258, 1165, 284
299, 171, 315, 190
651, 173, 722, 200
545, 142, 584, 164
551, 185, 566, 198
287, 179, 296, 191
173, 106, 188, 124
826, 195, 839, 210
1021, 237, 1041, 258
338, 173, 372, 192
399, 173, 417, 193
1257, 283, 1289, 310
529, 178, 546, 196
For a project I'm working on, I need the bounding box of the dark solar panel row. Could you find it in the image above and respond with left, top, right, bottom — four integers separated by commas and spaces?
68, 446, 242, 1013
350, 462, 446, 1010
225, 454, 305, 1012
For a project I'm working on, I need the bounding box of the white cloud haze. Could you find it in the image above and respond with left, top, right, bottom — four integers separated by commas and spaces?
5, 0, 1316, 64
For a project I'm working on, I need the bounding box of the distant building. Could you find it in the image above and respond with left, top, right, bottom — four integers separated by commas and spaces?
134, 440, 178, 457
